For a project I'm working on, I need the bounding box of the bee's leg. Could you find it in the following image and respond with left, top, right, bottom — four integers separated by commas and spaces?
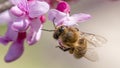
57, 40, 71, 51
56, 46, 71, 52
63, 47, 71, 51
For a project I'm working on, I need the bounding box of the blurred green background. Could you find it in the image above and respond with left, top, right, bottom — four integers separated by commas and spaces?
0, 0, 120, 68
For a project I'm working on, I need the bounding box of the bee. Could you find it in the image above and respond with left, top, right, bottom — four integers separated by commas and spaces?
53, 25, 107, 61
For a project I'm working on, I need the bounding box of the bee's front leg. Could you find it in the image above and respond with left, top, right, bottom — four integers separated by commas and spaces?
56, 46, 71, 52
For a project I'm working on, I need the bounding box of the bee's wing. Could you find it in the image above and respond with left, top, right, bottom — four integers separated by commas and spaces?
81, 32, 107, 47
84, 47, 98, 62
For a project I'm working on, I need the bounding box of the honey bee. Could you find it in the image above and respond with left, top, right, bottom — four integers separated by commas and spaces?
53, 25, 107, 61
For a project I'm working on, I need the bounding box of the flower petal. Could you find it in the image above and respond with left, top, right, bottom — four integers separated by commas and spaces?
48, 9, 67, 26
27, 19, 43, 45
4, 40, 24, 62
0, 10, 11, 24
71, 13, 91, 23
5, 32, 25, 62
9, 6, 25, 21
0, 36, 11, 45
9, 0, 28, 12
6, 22, 18, 41
62, 17, 77, 26
0, 22, 18, 45
60, 13, 91, 26
28, 1, 49, 18
12, 19, 30, 32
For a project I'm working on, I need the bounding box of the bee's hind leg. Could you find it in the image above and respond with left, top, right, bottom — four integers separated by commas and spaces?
56, 46, 71, 52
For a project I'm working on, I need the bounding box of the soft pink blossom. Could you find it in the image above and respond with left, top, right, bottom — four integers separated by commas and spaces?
48, 1, 91, 26
0, 0, 49, 62
9, 0, 49, 44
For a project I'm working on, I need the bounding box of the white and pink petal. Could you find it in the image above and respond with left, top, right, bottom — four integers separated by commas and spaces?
48, 9, 67, 26
71, 13, 91, 23
12, 19, 30, 32
28, 1, 49, 18
61, 13, 91, 26
27, 19, 43, 45
9, 0, 28, 12
62, 16, 77, 26
9, 6, 25, 21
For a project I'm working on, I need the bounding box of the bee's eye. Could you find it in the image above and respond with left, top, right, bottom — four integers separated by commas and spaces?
59, 26, 65, 32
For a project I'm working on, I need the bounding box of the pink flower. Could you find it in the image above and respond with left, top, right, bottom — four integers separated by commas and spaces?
0, 0, 49, 62
9, 0, 49, 44
48, 1, 91, 26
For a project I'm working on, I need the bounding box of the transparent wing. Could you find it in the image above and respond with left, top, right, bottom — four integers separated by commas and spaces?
81, 32, 107, 47
84, 47, 98, 62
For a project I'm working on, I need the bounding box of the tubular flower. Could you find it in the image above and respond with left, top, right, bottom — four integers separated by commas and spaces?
0, 22, 25, 62
48, 1, 91, 26
5, 31, 26, 62
0, 0, 49, 62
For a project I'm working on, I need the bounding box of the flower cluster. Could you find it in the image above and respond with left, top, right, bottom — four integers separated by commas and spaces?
48, 1, 91, 26
0, 0, 49, 62
0, 0, 90, 62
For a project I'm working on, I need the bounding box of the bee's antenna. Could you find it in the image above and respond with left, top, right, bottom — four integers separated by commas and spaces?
40, 18, 57, 32
53, 18, 57, 29
41, 29, 55, 32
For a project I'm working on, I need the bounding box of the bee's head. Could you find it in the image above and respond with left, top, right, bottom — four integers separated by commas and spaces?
53, 26, 67, 39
